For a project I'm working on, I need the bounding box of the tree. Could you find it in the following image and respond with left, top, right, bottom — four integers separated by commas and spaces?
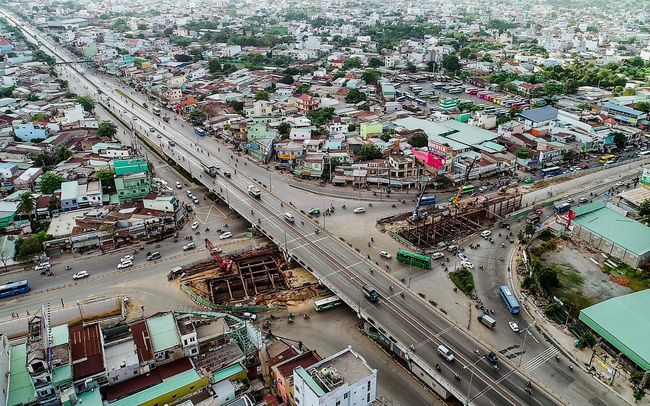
26, 93, 40, 101
406, 62, 417, 73
348, 124, 356, 132
459, 48, 471, 59
435, 175, 451, 188
623, 88, 636, 96
296, 84, 310, 95
515, 149, 530, 159
188, 109, 206, 123
345, 88, 367, 104
410, 133, 429, 148
229, 100, 244, 113
380, 133, 391, 142
56, 79, 68, 89
97, 122, 118, 139
635, 101, 649, 112
14, 236, 43, 263
343, 58, 362, 69
163, 27, 174, 36
0, 249, 11, 272
306, 108, 334, 127
16, 191, 36, 227
137, 23, 148, 30
277, 122, 291, 137
55, 146, 72, 163
75, 95, 95, 111
278, 74, 295, 85
255, 90, 269, 101
639, 199, 650, 217
368, 57, 384, 68
579, 331, 597, 348
361, 70, 381, 85
95, 168, 116, 189
442, 54, 459, 72
30, 114, 45, 122
208, 58, 222, 74
611, 132, 627, 149
40, 173, 65, 194
174, 54, 192, 62
47, 195, 61, 215
357, 144, 383, 161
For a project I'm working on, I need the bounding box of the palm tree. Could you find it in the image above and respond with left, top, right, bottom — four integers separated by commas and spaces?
17, 192, 37, 228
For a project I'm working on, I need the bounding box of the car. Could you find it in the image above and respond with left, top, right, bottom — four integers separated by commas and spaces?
447, 245, 458, 252
578, 197, 589, 203
117, 260, 133, 269
379, 251, 392, 259
480, 230, 492, 238
169, 141, 175, 146
431, 252, 445, 260
149, 127, 155, 132
353, 207, 366, 213
121, 255, 134, 262
523, 178, 533, 183
566, 198, 574, 203
35, 262, 52, 271
176, 181, 182, 189
499, 222, 510, 229
461, 261, 474, 269
193, 196, 200, 204
534, 209, 543, 214
146, 252, 161, 261
509, 321, 520, 332
438, 345, 455, 362
157, 134, 162, 138
191, 221, 200, 229
458, 253, 469, 262
616, 181, 624, 187
580, 164, 589, 169
219, 232, 232, 240
223, 171, 232, 177
183, 242, 196, 251
186, 205, 193, 213
186, 190, 193, 197
478, 186, 487, 192
604, 160, 614, 166
73, 271, 89, 280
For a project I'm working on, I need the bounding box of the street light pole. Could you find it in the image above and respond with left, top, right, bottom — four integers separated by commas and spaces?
518, 321, 537, 368
464, 357, 483, 405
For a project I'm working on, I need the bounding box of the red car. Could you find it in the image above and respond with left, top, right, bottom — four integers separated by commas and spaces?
535, 209, 543, 214
580, 164, 589, 169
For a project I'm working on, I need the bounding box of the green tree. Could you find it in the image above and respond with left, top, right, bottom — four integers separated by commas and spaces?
380, 133, 391, 142
442, 54, 459, 72
296, 84, 310, 95
277, 122, 291, 137
75, 95, 95, 111
278, 74, 295, 85
255, 90, 270, 101
26, 93, 40, 101
30, 114, 45, 122
345, 88, 367, 104
343, 57, 362, 69
435, 175, 451, 187
163, 27, 174, 36
579, 331, 597, 348
406, 62, 417, 73
56, 79, 68, 89
635, 101, 649, 112
137, 23, 148, 30
55, 146, 72, 162
368, 57, 384, 68
188, 109, 206, 123
357, 144, 383, 161
229, 100, 244, 113
97, 122, 118, 139
34, 153, 55, 169
347, 124, 356, 132
361, 70, 381, 85
611, 132, 627, 149
40, 173, 65, 194
306, 107, 334, 126
623, 88, 636, 96
208, 59, 222, 74
95, 168, 116, 189
459, 48, 471, 59
16, 191, 36, 227
410, 133, 429, 148
174, 54, 192, 62
538, 267, 559, 289
47, 195, 61, 215
515, 149, 530, 159
639, 199, 650, 218
14, 236, 44, 262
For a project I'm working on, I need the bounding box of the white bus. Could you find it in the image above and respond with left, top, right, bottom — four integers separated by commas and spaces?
314, 296, 342, 312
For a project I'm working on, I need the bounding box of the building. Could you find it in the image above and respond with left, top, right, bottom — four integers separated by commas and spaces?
293, 346, 376, 406
244, 100, 274, 118
518, 106, 558, 130
12, 121, 51, 142
272, 350, 322, 405
380, 83, 396, 101
115, 172, 151, 203
570, 201, 650, 268
359, 122, 382, 140
438, 98, 458, 111
579, 290, 650, 371
296, 94, 320, 114
601, 103, 648, 126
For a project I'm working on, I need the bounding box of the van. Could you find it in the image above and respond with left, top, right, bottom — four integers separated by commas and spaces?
147, 252, 161, 261
477, 314, 497, 329
284, 213, 295, 222
431, 252, 444, 260
438, 345, 455, 361
168, 266, 184, 280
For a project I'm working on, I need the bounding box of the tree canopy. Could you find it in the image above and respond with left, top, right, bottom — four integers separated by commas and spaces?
97, 122, 118, 139
410, 133, 429, 148
40, 173, 65, 194
345, 89, 367, 104
357, 144, 383, 161
75, 95, 95, 111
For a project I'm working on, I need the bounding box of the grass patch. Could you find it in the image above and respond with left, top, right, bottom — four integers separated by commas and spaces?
115, 89, 143, 108
604, 263, 650, 292
267, 27, 288, 35
556, 263, 584, 286
449, 268, 474, 297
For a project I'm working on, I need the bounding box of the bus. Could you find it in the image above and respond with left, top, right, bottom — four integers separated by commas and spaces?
419, 195, 436, 205
553, 203, 571, 214
314, 296, 342, 312
396, 249, 432, 269
499, 286, 520, 314
0, 280, 30, 298
410, 85, 423, 93
152, 106, 161, 116
194, 127, 206, 136
448, 88, 462, 94
599, 155, 616, 164
541, 167, 562, 177
460, 184, 475, 194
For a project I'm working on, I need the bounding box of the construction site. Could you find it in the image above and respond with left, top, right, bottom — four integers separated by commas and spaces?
172, 238, 320, 308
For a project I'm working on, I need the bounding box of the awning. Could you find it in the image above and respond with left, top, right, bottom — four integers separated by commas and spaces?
73, 238, 99, 247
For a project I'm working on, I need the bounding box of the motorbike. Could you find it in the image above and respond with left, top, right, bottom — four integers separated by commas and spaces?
65, 265, 71, 270
454, 373, 461, 381
155, 244, 161, 248
173, 238, 178, 243
389, 285, 394, 291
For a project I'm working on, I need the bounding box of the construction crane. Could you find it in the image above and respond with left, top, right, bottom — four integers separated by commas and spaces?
412, 180, 431, 220
204, 238, 233, 273
451, 157, 478, 206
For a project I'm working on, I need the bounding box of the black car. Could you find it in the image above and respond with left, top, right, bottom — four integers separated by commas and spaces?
499, 222, 510, 228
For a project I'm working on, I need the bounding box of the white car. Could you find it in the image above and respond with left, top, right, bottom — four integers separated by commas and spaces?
176, 181, 182, 189
183, 242, 196, 251
509, 321, 520, 332
461, 261, 474, 269
431, 252, 444, 260
379, 251, 392, 259
193, 197, 200, 204
480, 230, 492, 238
35, 262, 51, 271
117, 260, 133, 269
186, 190, 193, 197
478, 186, 487, 192
353, 207, 366, 213
73, 271, 89, 280
191, 221, 200, 229
458, 253, 469, 262
616, 181, 624, 187
121, 255, 134, 263
219, 231, 232, 240
149, 127, 155, 132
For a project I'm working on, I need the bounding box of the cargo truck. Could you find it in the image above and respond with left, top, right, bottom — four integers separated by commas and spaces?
477, 314, 497, 329
363, 285, 379, 302
202, 163, 217, 177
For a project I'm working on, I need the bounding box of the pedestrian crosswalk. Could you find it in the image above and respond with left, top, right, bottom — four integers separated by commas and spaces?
520, 347, 560, 373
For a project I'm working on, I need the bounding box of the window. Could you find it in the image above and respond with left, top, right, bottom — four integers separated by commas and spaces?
344, 393, 348, 399
367, 393, 371, 402
368, 381, 371, 390
190, 386, 195, 390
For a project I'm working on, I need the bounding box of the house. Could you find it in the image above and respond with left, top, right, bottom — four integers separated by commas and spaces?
0, 163, 19, 181
359, 123, 382, 140
296, 94, 320, 114
601, 103, 648, 126
272, 350, 322, 406
0, 40, 13, 53
12, 121, 50, 142
115, 172, 151, 204
244, 100, 274, 118
518, 106, 558, 130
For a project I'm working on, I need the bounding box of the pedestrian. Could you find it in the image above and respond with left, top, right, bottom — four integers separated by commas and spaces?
26, 310, 30, 315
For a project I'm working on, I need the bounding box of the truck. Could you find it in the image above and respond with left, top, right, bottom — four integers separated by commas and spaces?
202, 163, 217, 177
526, 212, 541, 224
363, 285, 379, 302
477, 314, 497, 329
247, 185, 261, 198
152, 106, 161, 116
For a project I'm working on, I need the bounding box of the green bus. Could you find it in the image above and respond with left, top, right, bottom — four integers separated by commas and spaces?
396, 249, 431, 269
314, 296, 342, 312
448, 184, 476, 201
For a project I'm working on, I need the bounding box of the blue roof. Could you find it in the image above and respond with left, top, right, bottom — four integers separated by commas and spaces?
603, 103, 644, 116
518, 106, 558, 123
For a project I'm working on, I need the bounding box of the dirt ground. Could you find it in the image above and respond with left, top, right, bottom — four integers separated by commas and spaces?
535, 238, 630, 309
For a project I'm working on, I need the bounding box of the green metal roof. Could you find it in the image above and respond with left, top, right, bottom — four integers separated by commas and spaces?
8, 344, 37, 406
76, 385, 103, 405
572, 201, 650, 256
146, 313, 180, 352
295, 366, 325, 396
110, 369, 204, 406
52, 364, 72, 387
579, 290, 650, 370
51, 324, 69, 346
213, 363, 245, 382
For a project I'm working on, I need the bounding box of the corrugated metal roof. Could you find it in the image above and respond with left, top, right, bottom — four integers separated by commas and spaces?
146, 313, 180, 352
579, 290, 650, 370
518, 106, 558, 122
8, 344, 37, 405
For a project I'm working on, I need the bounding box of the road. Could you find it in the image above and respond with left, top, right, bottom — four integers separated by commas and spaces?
4, 13, 637, 406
